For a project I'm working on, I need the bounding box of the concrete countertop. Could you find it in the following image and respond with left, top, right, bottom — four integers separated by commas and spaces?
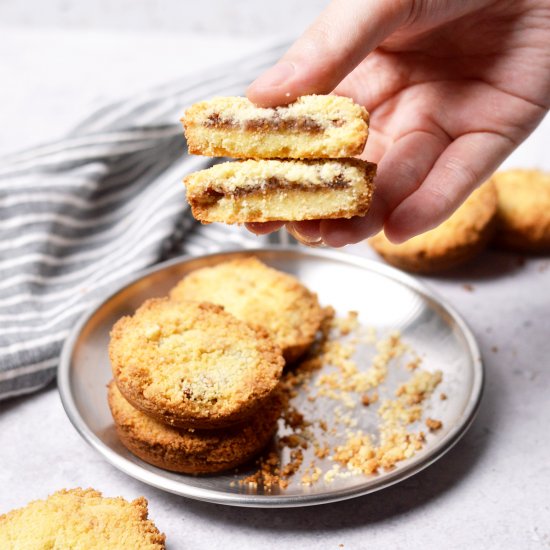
0, 27, 549, 550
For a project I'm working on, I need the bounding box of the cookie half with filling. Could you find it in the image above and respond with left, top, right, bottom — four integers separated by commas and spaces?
108, 381, 282, 474
182, 95, 369, 159
184, 158, 376, 224
369, 180, 498, 274
109, 298, 284, 429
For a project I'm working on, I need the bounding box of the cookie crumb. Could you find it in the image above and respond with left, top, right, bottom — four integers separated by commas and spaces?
235, 310, 446, 490
425, 418, 443, 432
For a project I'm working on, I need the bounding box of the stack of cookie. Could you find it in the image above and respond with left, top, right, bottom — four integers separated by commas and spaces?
181, 95, 377, 224
108, 258, 324, 474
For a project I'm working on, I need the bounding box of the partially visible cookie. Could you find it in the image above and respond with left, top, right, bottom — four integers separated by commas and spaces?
369, 180, 498, 273
109, 298, 284, 429
182, 95, 369, 159
492, 169, 550, 253
108, 381, 282, 474
0, 488, 165, 550
170, 257, 324, 363
184, 158, 376, 224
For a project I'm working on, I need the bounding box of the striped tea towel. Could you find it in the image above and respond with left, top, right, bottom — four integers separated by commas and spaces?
0, 43, 289, 400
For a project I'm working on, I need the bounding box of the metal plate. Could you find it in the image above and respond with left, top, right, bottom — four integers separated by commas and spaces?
59, 247, 483, 508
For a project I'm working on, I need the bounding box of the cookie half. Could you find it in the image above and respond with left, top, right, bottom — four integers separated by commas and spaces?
184, 158, 376, 224
492, 169, 550, 253
182, 95, 369, 159
0, 488, 165, 550
109, 298, 284, 429
108, 381, 282, 474
170, 257, 324, 363
369, 180, 498, 273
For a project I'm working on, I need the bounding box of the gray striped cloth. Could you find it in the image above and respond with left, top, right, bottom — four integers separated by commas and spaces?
0, 43, 289, 400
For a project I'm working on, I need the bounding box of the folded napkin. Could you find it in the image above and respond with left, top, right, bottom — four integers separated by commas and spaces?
0, 43, 288, 400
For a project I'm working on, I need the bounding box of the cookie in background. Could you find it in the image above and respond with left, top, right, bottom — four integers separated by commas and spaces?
492, 169, 550, 253
369, 180, 498, 274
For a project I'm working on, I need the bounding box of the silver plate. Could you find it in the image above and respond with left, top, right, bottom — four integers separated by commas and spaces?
59, 247, 483, 508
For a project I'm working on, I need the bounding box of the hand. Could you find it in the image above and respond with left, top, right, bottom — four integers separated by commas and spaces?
246, 0, 550, 247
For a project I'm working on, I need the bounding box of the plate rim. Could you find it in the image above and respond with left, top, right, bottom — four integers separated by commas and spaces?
58, 245, 484, 508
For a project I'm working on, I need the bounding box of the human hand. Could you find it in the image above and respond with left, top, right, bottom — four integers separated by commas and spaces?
246, 0, 550, 247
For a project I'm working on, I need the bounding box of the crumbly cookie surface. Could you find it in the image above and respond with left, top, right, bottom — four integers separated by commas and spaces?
0, 488, 165, 549
109, 298, 284, 429
492, 169, 550, 253
170, 257, 324, 362
369, 180, 498, 273
182, 95, 369, 159
108, 381, 282, 474
184, 158, 376, 224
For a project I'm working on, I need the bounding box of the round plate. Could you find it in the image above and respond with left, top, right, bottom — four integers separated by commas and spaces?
59, 247, 483, 508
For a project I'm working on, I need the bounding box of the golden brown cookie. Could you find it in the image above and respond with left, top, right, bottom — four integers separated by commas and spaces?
492, 169, 550, 253
369, 180, 498, 273
109, 298, 284, 429
170, 257, 324, 363
182, 95, 369, 159
184, 158, 376, 224
108, 381, 282, 474
0, 488, 165, 550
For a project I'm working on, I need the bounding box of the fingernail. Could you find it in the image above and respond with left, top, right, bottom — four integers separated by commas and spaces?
286, 223, 324, 247
253, 62, 295, 89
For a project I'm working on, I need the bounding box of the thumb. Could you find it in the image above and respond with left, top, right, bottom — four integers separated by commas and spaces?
247, 0, 412, 107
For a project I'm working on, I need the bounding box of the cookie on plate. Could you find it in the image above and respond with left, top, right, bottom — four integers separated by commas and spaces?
0, 488, 165, 550
182, 95, 369, 159
184, 158, 376, 224
109, 298, 284, 429
492, 169, 550, 253
369, 180, 498, 273
170, 257, 324, 363
108, 381, 282, 474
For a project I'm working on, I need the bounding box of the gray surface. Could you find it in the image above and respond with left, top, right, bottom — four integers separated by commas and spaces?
1, 22, 550, 550
59, 248, 482, 507
0, 0, 329, 36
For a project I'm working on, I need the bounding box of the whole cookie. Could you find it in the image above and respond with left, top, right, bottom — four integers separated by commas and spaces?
170, 257, 325, 362
109, 298, 284, 429
369, 180, 498, 273
0, 488, 165, 549
108, 381, 282, 474
492, 169, 550, 253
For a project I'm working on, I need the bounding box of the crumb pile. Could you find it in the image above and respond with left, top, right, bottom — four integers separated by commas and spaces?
235, 310, 445, 491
